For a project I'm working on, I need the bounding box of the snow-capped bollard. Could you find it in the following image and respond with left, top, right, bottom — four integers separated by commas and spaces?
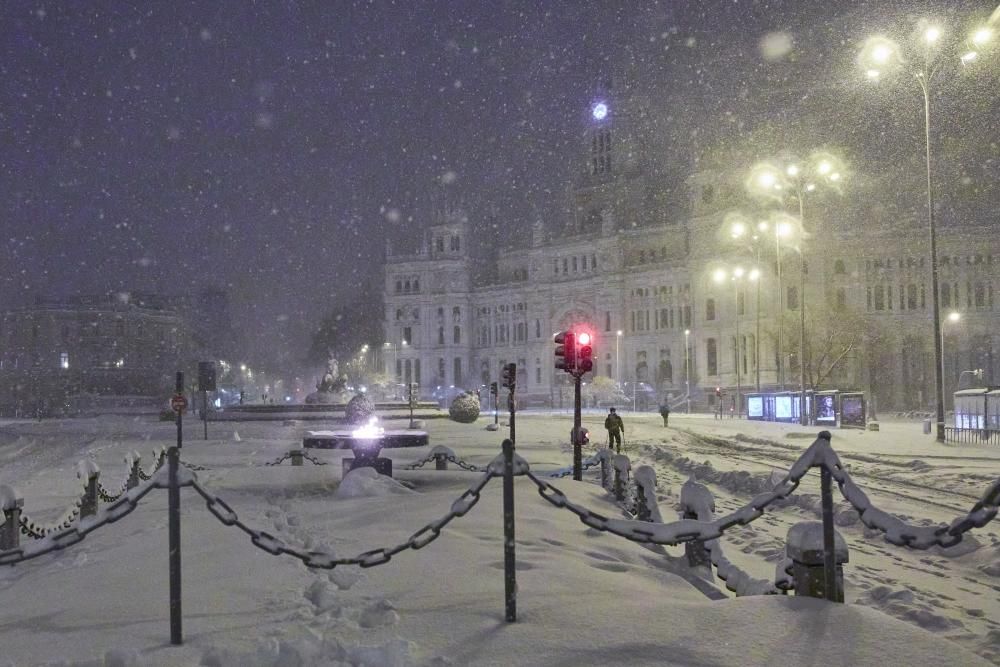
77, 460, 101, 518
612, 454, 631, 502
126, 451, 142, 490
290, 449, 304, 466
680, 477, 714, 571
429, 445, 455, 471
633, 466, 661, 522
785, 522, 849, 602
597, 449, 611, 490
0, 485, 24, 550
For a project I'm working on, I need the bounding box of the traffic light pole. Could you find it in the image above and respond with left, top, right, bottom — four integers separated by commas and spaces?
572, 373, 582, 481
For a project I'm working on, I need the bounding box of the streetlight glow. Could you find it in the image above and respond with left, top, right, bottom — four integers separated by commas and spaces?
947, 311, 961, 323
872, 43, 893, 63
731, 221, 746, 238
817, 160, 832, 175
786, 164, 799, 177
733, 266, 745, 278
829, 172, 841, 182
776, 220, 792, 237
924, 26, 941, 44
713, 268, 727, 283
961, 51, 978, 63
972, 27, 992, 46
749, 268, 761, 281
758, 172, 777, 188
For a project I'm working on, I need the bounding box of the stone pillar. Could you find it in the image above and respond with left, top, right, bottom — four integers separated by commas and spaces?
290, 449, 304, 466
0, 485, 24, 550
435, 453, 448, 470
786, 521, 849, 602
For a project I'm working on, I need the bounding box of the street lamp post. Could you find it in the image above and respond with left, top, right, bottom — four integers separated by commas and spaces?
684, 328, 691, 413
860, 23, 993, 442
942, 311, 961, 410
714, 266, 759, 419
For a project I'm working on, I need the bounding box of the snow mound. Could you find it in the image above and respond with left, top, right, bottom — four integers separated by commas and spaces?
335, 467, 414, 499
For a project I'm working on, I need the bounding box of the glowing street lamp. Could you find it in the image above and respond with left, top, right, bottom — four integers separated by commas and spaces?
748, 153, 845, 423
860, 18, 994, 442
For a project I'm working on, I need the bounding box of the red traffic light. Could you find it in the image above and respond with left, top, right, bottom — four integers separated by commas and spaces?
554, 331, 576, 372
577, 332, 591, 346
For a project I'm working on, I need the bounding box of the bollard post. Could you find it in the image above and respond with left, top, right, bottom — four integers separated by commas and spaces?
679, 478, 714, 571
502, 438, 516, 622
786, 521, 848, 602
82, 473, 99, 518
290, 450, 304, 466
635, 484, 651, 521
126, 453, 141, 490
0, 486, 24, 550
435, 453, 448, 470
169, 371, 184, 645
820, 465, 838, 602
599, 451, 610, 490
612, 455, 630, 503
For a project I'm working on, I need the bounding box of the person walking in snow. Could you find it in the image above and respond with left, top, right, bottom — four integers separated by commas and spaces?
605, 407, 625, 453
659, 403, 670, 427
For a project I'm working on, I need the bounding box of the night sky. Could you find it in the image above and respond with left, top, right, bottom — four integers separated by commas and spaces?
2, 1, 996, 370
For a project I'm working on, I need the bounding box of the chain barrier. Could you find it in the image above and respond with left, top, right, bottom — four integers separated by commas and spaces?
299, 452, 329, 466
445, 454, 481, 472
137, 448, 167, 481
180, 461, 210, 472
545, 455, 601, 479
19, 499, 82, 538
399, 453, 437, 470
262, 453, 293, 467
97, 476, 128, 503
186, 454, 517, 568
0, 467, 186, 566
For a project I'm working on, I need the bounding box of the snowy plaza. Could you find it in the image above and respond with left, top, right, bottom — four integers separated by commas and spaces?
1, 412, 998, 665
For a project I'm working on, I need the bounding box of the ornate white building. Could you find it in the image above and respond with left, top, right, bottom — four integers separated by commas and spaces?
383, 79, 1000, 412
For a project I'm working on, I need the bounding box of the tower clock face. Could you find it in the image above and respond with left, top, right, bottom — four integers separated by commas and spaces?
591, 102, 608, 120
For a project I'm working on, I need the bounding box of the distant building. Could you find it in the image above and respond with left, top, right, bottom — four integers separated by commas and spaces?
0, 289, 236, 415
382, 78, 1000, 413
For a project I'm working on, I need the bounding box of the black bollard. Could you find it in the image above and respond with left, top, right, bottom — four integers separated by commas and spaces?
502, 438, 516, 622
169, 371, 184, 645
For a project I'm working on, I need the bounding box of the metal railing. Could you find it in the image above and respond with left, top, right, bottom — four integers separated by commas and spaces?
944, 426, 1000, 446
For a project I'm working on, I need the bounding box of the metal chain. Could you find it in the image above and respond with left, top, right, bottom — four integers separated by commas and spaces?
180, 460, 210, 471
137, 448, 167, 481
188, 466, 499, 568
545, 455, 601, 479
20, 500, 83, 539
299, 452, 329, 466
0, 468, 178, 566
445, 454, 481, 472
262, 453, 292, 467
399, 453, 437, 470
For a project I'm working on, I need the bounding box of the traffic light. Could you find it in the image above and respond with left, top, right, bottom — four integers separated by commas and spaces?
554, 331, 576, 373
576, 332, 593, 374
715, 387, 722, 398
501, 362, 517, 389
490, 382, 498, 395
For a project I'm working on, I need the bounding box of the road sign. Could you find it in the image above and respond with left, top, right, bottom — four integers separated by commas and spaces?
170, 394, 188, 414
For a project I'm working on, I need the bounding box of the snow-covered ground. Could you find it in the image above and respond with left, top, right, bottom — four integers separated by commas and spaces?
0, 411, 997, 666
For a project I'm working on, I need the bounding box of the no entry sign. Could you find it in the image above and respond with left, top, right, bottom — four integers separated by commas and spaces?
170, 394, 188, 414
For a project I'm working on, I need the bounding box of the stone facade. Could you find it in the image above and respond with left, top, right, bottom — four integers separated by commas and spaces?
0, 293, 195, 415
384, 82, 1000, 412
